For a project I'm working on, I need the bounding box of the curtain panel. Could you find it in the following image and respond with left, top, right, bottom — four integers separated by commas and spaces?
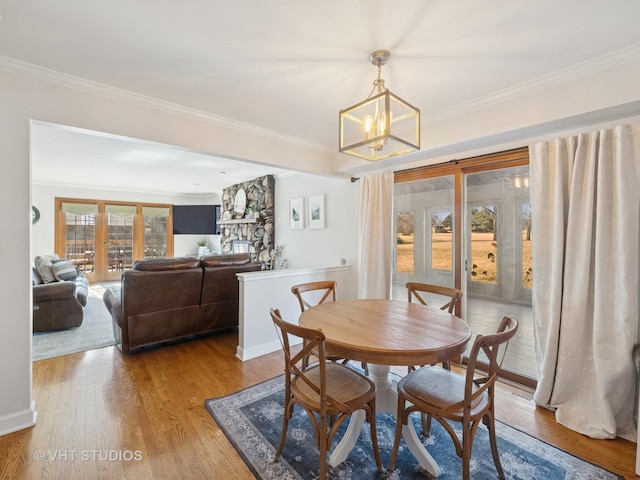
529, 124, 640, 439
358, 172, 393, 299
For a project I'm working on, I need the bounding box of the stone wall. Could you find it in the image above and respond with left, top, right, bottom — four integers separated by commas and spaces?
220, 175, 274, 266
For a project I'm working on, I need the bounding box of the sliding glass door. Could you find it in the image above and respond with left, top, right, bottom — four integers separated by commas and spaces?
393, 148, 535, 385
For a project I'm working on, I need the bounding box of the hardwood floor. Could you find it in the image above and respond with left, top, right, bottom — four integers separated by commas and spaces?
0, 331, 636, 479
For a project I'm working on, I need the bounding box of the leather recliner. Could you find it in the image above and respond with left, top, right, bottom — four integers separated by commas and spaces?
106, 257, 203, 353
104, 254, 262, 353
32, 267, 89, 332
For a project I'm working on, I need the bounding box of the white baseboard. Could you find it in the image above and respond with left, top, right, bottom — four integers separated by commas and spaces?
236, 339, 300, 362
0, 401, 37, 437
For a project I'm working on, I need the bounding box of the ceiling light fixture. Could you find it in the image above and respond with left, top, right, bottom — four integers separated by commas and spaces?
339, 50, 420, 161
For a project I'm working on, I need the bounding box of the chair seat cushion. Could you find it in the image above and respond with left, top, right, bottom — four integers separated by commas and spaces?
292, 363, 375, 413
399, 366, 489, 417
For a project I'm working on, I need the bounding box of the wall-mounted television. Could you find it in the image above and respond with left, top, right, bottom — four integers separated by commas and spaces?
172, 205, 221, 234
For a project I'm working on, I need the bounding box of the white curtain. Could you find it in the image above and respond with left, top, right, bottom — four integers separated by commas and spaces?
529, 124, 640, 439
358, 172, 393, 299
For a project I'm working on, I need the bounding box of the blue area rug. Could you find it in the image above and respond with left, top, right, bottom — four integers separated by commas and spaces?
205, 374, 622, 479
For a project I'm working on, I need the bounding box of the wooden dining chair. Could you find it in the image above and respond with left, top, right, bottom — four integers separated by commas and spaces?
291, 280, 337, 312
406, 282, 465, 432
270, 308, 383, 479
406, 282, 463, 368
406, 282, 463, 313
291, 281, 351, 370
387, 316, 519, 480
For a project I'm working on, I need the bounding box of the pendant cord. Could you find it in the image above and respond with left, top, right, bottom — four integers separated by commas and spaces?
367, 62, 386, 98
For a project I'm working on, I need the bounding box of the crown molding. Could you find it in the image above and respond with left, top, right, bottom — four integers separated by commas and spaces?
3, 43, 640, 150
0, 56, 331, 153
424, 43, 640, 125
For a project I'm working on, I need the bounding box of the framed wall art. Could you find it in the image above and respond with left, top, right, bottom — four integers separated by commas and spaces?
307, 194, 325, 229
288, 197, 304, 229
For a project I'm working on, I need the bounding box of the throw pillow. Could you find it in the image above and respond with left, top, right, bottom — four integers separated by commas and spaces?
34, 254, 59, 283
51, 259, 78, 281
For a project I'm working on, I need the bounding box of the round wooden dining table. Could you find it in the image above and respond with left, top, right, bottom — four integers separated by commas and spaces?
299, 298, 471, 477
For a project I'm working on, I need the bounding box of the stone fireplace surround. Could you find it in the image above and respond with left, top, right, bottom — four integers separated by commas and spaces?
219, 175, 274, 267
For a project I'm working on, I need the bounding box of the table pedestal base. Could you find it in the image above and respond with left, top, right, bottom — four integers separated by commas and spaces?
328, 364, 441, 477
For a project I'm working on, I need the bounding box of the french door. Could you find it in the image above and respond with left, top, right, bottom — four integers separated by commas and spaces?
55, 198, 173, 283
393, 148, 535, 386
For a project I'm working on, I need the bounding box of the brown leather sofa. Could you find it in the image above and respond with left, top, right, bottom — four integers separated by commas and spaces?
32, 267, 89, 332
103, 254, 262, 353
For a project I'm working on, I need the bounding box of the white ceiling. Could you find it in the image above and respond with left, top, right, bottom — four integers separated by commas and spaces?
3, 1, 640, 194
29, 123, 288, 196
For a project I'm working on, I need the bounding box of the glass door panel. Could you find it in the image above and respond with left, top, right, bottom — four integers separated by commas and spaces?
430, 209, 453, 272
468, 205, 499, 291
395, 210, 415, 276
143, 206, 170, 258
392, 176, 455, 299
61, 202, 98, 282
522, 203, 533, 289
105, 204, 135, 280
463, 166, 534, 379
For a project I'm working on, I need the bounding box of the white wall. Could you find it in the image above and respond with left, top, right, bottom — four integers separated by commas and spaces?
3, 53, 640, 437
274, 172, 360, 270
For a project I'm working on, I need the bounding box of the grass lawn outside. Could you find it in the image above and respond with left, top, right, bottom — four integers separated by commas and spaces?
396, 232, 532, 288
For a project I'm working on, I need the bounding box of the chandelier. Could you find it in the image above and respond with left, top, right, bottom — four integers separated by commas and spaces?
339, 50, 420, 161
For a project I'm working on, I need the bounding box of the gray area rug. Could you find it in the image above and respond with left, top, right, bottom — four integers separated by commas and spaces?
206, 373, 623, 480
32, 283, 117, 361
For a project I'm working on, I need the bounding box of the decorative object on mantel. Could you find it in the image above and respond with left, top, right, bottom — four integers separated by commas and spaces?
307, 194, 325, 229
232, 240, 251, 254
220, 175, 275, 266
288, 198, 304, 230
339, 49, 420, 161
234, 188, 247, 217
